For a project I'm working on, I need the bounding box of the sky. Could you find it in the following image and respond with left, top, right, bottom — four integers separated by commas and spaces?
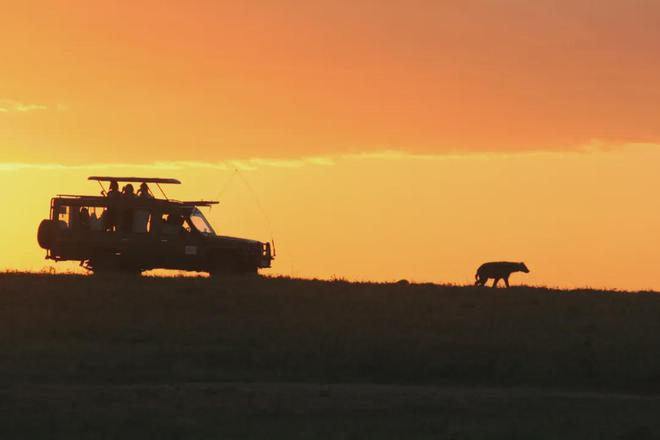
1, 1, 660, 289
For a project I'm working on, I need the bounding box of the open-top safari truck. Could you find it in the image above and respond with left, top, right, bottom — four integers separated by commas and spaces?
37, 176, 273, 276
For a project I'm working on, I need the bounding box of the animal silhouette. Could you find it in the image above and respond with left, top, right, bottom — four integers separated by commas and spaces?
475, 261, 529, 288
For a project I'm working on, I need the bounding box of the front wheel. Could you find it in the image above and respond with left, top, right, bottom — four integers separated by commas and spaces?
208, 255, 257, 278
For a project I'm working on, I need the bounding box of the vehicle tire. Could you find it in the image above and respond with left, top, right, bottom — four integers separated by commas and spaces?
89, 255, 141, 276
37, 219, 57, 249
208, 254, 239, 278
237, 264, 258, 276
208, 253, 260, 279
91, 266, 142, 277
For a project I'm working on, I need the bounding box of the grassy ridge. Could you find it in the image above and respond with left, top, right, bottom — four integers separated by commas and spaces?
1, 273, 659, 391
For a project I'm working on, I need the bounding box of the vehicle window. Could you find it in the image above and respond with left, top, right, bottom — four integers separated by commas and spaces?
132, 209, 150, 233
78, 207, 91, 230
161, 213, 186, 235
57, 206, 70, 228
88, 207, 104, 231
190, 209, 216, 235
100, 206, 120, 233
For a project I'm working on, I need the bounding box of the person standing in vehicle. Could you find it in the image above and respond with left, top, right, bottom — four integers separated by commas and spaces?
120, 184, 136, 232
103, 180, 120, 231
133, 182, 152, 232
138, 182, 153, 198
107, 180, 120, 198
122, 184, 136, 197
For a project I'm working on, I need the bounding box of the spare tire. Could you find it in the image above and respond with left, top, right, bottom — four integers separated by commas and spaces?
37, 219, 57, 249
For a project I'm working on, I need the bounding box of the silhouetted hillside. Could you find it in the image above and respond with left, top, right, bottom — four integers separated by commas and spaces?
1, 273, 658, 391
4, 273, 660, 439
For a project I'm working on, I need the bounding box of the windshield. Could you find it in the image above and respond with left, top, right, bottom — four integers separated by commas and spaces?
190, 208, 216, 235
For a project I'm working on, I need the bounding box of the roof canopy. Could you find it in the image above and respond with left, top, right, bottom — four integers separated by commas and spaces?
181, 201, 219, 207
88, 176, 181, 184
55, 195, 218, 207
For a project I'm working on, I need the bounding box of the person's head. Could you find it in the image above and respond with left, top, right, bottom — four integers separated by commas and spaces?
139, 182, 150, 196
123, 184, 135, 195
109, 180, 119, 192
165, 213, 183, 226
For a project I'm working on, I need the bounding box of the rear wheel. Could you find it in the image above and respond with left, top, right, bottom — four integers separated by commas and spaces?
88, 255, 142, 276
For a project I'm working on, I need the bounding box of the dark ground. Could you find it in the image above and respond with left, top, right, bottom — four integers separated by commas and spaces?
1, 273, 660, 439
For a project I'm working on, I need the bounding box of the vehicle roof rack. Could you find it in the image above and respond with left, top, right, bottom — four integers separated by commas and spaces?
53, 195, 219, 206
181, 201, 219, 207
88, 176, 181, 184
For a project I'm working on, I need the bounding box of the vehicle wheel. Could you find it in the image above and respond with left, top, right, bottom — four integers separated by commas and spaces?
237, 265, 258, 276
91, 267, 142, 276
209, 260, 232, 278
208, 254, 242, 278
89, 256, 141, 276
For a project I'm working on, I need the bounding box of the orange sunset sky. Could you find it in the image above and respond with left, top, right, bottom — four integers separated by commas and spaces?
1, 1, 660, 289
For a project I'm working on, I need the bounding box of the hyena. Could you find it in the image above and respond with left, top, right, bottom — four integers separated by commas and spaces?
475, 261, 529, 288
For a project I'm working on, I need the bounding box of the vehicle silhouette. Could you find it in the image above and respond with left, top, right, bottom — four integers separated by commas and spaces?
37, 176, 273, 276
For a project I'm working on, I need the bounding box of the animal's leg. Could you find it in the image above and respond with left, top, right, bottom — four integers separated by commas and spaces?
492, 278, 500, 288
504, 276, 510, 288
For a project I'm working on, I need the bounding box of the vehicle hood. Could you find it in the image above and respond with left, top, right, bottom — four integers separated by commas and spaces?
212, 235, 264, 245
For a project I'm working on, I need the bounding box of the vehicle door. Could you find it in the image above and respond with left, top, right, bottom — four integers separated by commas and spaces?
117, 205, 161, 267
153, 212, 205, 270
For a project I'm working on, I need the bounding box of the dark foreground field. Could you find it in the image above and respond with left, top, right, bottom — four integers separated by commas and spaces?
1, 273, 660, 439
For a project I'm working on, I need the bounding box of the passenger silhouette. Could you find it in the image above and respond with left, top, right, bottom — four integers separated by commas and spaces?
162, 213, 185, 235
120, 184, 136, 232
78, 207, 90, 230
138, 182, 153, 198
122, 184, 136, 197
107, 180, 120, 198
104, 180, 120, 231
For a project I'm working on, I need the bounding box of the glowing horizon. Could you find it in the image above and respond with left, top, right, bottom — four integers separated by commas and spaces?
3, 143, 660, 291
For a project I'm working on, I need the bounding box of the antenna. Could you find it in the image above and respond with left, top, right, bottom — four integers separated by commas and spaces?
213, 168, 277, 257
214, 169, 238, 200
235, 170, 277, 257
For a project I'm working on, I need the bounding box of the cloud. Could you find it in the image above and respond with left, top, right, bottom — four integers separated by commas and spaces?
0, 156, 335, 172
1, 162, 159, 171
0, 99, 48, 113
0, 143, 656, 173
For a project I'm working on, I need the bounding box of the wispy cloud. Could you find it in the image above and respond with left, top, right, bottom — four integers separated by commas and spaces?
0, 99, 48, 113
0, 157, 334, 172
0, 144, 656, 173
0, 161, 226, 172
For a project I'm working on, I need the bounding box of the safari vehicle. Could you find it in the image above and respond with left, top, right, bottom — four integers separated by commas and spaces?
37, 176, 273, 276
